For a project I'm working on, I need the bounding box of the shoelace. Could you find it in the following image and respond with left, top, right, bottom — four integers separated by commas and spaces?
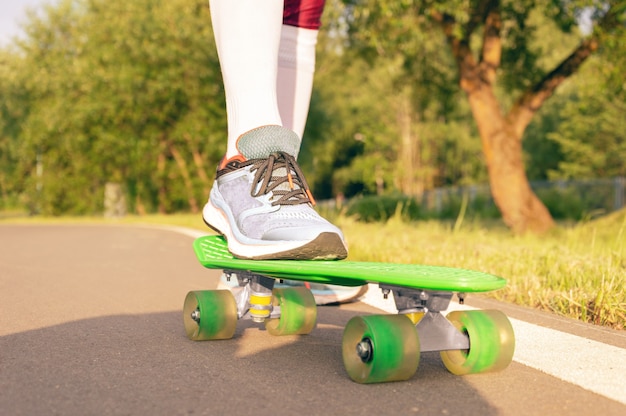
249, 152, 316, 206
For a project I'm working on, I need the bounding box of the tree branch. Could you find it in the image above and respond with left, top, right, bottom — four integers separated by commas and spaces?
479, 0, 501, 83
507, 37, 598, 138
507, 3, 621, 137
433, 2, 502, 92
431, 10, 478, 91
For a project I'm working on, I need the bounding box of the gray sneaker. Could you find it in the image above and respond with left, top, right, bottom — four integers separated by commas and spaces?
203, 125, 348, 260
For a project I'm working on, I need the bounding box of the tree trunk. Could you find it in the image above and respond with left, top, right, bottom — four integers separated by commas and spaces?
169, 143, 199, 213
184, 133, 211, 192
397, 93, 423, 197
103, 182, 127, 218
431, 1, 615, 233
434, 3, 556, 233
157, 138, 168, 214
466, 87, 555, 233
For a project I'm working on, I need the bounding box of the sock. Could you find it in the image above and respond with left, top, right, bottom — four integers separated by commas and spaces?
277, 24, 319, 141
209, 0, 284, 159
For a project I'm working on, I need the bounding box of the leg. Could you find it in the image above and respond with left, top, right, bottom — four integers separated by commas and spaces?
278, 0, 326, 142
209, 0, 284, 159
204, 0, 347, 260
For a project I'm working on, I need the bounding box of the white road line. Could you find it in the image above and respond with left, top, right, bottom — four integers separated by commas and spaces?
362, 284, 626, 405
143, 224, 209, 239
511, 317, 626, 405
163, 226, 626, 405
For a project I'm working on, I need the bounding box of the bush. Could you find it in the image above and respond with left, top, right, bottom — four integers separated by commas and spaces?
345, 192, 504, 223
346, 194, 423, 222
535, 187, 588, 220
430, 193, 501, 220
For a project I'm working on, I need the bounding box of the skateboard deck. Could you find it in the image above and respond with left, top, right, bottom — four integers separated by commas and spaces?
185, 235, 515, 384
193, 235, 506, 292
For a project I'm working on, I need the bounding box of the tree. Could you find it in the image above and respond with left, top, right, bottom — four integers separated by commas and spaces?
545, 29, 626, 179
0, 50, 29, 209
3, 0, 225, 215
344, 0, 626, 233
304, 0, 487, 199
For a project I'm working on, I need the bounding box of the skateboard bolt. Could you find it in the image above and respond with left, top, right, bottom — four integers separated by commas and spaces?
190, 309, 201, 323
458, 293, 466, 305
356, 338, 373, 363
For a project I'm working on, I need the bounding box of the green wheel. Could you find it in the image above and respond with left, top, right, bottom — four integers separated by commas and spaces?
342, 315, 420, 384
265, 287, 317, 336
183, 290, 237, 341
440, 310, 515, 375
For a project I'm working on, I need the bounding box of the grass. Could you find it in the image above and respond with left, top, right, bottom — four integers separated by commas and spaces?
3, 209, 625, 330
338, 214, 626, 330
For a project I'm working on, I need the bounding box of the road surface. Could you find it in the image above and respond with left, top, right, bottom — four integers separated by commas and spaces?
1, 224, 625, 415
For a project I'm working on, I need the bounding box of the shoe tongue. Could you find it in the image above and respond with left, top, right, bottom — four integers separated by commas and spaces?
236, 125, 301, 160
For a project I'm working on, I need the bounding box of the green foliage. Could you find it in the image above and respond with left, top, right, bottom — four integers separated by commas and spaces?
339, 214, 626, 330
346, 194, 423, 222
341, 179, 625, 224
343, 190, 501, 223
303, 0, 486, 199
2, 0, 224, 215
523, 33, 625, 181
314, 0, 625, 217
546, 56, 626, 179
536, 186, 587, 220
0, 51, 26, 208
522, 92, 566, 180
1, 0, 625, 220
430, 192, 501, 220
535, 179, 625, 220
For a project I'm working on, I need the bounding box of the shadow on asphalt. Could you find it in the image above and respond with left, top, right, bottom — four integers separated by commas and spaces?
1, 305, 500, 416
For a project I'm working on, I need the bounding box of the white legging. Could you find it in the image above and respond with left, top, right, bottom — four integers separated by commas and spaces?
209, 0, 321, 159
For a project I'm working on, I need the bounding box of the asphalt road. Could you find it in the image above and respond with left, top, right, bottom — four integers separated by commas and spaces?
1, 224, 625, 415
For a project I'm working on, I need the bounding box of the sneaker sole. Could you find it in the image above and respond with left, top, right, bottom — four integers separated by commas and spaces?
203, 202, 348, 260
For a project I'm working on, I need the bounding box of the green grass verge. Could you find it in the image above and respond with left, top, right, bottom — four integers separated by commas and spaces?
341, 214, 625, 330
2, 210, 624, 330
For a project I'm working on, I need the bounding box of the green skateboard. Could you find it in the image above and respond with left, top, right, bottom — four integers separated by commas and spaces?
184, 235, 515, 384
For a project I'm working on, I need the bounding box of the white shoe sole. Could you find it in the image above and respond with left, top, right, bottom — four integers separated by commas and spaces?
203, 200, 347, 260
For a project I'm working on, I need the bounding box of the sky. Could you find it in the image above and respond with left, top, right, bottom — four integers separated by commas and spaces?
0, 0, 51, 46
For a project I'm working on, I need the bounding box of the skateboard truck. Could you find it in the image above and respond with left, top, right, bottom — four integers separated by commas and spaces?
223, 270, 280, 322
380, 285, 470, 352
